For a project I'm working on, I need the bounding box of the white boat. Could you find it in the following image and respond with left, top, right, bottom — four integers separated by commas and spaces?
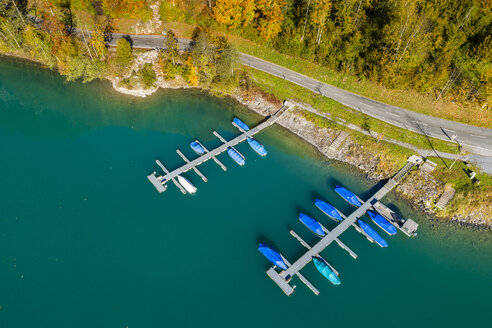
177, 175, 197, 194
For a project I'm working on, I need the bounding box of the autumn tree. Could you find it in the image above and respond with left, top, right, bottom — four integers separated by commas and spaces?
311, 0, 332, 45
255, 0, 286, 40
211, 0, 256, 28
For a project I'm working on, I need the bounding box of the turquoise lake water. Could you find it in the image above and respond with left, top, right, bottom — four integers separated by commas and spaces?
1, 56, 491, 328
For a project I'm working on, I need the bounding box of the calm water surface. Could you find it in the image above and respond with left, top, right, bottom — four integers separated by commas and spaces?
1, 57, 491, 328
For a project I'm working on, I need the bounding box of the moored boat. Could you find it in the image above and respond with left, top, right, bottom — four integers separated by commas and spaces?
315, 199, 343, 222
358, 219, 388, 247
299, 213, 325, 237
190, 141, 205, 155
247, 137, 267, 157
367, 210, 397, 236
232, 118, 250, 131
227, 147, 245, 166
313, 257, 341, 285
334, 186, 362, 207
258, 243, 288, 270
177, 175, 197, 194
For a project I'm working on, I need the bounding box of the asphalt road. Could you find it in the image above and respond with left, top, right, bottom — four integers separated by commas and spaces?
109, 33, 492, 157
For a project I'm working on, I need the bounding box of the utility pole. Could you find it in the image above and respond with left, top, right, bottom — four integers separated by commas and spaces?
449, 135, 463, 170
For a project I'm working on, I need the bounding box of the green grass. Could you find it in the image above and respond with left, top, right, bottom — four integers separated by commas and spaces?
430, 158, 492, 220
235, 42, 491, 128
248, 67, 459, 155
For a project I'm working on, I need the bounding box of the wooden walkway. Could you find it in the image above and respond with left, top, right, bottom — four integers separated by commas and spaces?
147, 101, 293, 193
436, 186, 456, 209
266, 156, 421, 296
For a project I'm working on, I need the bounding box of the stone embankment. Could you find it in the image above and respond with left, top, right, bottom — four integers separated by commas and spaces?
109, 50, 490, 229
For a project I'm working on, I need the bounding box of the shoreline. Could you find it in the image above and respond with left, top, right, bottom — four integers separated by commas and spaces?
2, 52, 490, 230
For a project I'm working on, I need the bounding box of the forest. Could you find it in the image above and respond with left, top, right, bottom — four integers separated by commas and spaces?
0, 0, 490, 109
170, 0, 492, 109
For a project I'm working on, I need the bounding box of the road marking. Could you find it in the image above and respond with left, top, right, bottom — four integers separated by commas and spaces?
443, 129, 456, 133
470, 134, 487, 139
413, 121, 427, 126
388, 112, 401, 117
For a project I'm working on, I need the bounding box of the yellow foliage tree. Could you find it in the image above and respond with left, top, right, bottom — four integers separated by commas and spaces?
255, 0, 286, 40
311, 0, 332, 44
90, 30, 107, 59
213, 0, 256, 29
186, 55, 199, 86
213, 0, 244, 29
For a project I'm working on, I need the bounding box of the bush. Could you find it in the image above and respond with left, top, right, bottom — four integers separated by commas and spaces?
138, 63, 157, 88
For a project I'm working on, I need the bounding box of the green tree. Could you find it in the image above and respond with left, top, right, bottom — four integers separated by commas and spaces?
215, 43, 239, 81
165, 29, 178, 65
138, 63, 157, 88
115, 38, 133, 74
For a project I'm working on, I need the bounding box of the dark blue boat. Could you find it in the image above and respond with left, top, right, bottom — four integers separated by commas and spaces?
334, 186, 362, 207
227, 148, 245, 166
247, 137, 267, 157
315, 199, 343, 222
258, 243, 288, 270
358, 219, 388, 247
367, 210, 397, 236
190, 141, 205, 155
233, 118, 250, 131
299, 213, 326, 237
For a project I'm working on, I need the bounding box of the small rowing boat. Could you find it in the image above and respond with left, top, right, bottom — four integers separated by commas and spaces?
299, 213, 325, 237
358, 219, 388, 247
334, 186, 362, 207
315, 199, 343, 222
258, 243, 288, 270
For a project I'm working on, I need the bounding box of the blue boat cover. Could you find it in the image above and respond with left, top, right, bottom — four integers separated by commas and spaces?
190, 141, 205, 155
247, 137, 267, 157
358, 219, 388, 247
313, 257, 341, 285
315, 199, 343, 222
299, 213, 326, 237
334, 186, 362, 207
367, 210, 397, 235
227, 147, 245, 166
258, 243, 288, 270
233, 118, 250, 131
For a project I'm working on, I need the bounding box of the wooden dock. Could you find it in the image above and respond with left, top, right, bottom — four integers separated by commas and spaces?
266, 156, 421, 296
147, 101, 293, 193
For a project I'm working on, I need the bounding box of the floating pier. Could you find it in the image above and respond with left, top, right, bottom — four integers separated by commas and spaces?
265, 155, 422, 296
147, 101, 294, 193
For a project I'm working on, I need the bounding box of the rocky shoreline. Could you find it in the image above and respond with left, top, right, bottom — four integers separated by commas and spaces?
3, 50, 489, 229
109, 50, 491, 229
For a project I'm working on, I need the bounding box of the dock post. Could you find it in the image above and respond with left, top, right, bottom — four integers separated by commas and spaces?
213, 131, 246, 161
195, 140, 227, 171
176, 149, 208, 182
289, 229, 340, 276
156, 159, 187, 194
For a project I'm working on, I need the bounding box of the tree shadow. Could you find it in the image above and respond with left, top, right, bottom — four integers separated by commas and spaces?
122, 35, 134, 47
405, 115, 450, 168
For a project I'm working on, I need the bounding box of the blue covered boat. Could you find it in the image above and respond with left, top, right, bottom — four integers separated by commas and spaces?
334, 186, 362, 207
358, 219, 388, 247
190, 141, 205, 155
367, 210, 397, 236
315, 199, 343, 222
313, 257, 341, 285
227, 148, 245, 166
247, 137, 267, 157
299, 213, 325, 237
233, 118, 250, 131
258, 243, 288, 270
